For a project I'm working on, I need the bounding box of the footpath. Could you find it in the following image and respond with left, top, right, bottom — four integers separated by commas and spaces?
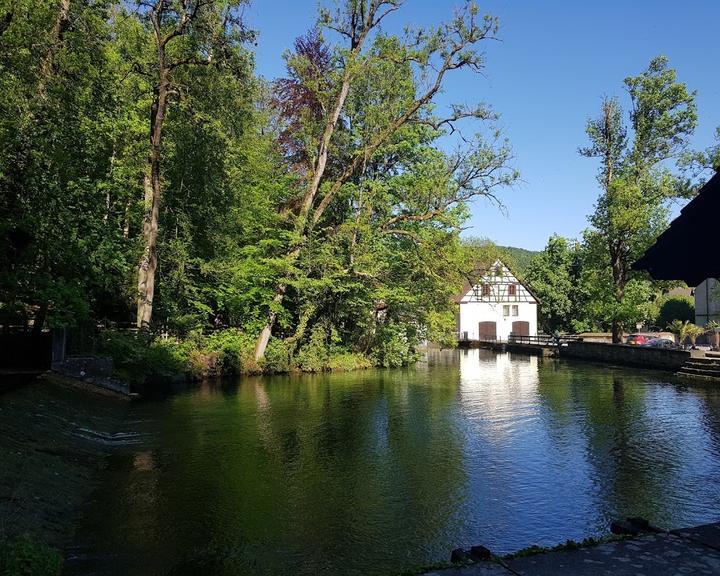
426, 520, 720, 576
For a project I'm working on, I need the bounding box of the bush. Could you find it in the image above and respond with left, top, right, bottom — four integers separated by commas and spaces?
295, 325, 330, 372
98, 331, 187, 383
327, 352, 373, 372
203, 329, 255, 374
373, 323, 418, 368
98, 328, 255, 381
656, 295, 695, 328
0, 535, 63, 576
262, 338, 292, 374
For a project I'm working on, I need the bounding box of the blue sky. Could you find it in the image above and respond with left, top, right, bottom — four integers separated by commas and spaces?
245, 1, 720, 251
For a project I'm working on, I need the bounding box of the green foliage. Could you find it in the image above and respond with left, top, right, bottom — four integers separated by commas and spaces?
525, 235, 580, 333
497, 246, 539, 276
295, 324, 333, 372
98, 331, 188, 383
373, 323, 418, 368
655, 295, 695, 327
0, 535, 63, 576
579, 56, 697, 341
0, 1, 516, 371
261, 338, 292, 374
667, 319, 703, 347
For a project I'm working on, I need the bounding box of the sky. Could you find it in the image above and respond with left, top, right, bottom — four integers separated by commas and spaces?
244, 1, 720, 251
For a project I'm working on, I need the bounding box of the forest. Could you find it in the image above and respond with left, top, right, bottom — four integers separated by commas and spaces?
1, 0, 718, 378
0, 0, 520, 377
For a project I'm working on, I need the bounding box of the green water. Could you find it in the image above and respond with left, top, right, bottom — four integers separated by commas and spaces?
68, 350, 720, 575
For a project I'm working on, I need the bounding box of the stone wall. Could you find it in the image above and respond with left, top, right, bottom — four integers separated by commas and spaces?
53, 356, 131, 395
560, 341, 690, 371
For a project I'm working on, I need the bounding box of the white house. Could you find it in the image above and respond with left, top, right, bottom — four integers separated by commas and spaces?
695, 278, 720, 327
455, 259, 538, 341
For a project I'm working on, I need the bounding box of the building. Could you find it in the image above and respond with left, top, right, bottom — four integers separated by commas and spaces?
634, 170, 720, 327
455, 259, 539, 341
695, 279, 720, 327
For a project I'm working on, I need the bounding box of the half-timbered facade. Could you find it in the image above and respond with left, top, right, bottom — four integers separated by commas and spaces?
455, 259, 538, 341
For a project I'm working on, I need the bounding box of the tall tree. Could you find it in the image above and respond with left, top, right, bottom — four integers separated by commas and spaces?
133, 0, 253, 328
580, 56, 696, 342
525, 235, 577, 333
254, 0, 514, 360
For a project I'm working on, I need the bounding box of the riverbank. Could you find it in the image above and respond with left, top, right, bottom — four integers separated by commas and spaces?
423, 519, 720, 575
91, 328, 416, 389
0, 373, 130, 570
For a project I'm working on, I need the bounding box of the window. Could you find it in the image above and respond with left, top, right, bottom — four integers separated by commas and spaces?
508, 284, 517, 297
512, 305, 519, 316
481, 284, 490, 297
503, 305, 510, 317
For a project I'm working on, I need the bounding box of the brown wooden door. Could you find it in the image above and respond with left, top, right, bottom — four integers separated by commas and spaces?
512, 321, 530, 336
478, 321, 497, 341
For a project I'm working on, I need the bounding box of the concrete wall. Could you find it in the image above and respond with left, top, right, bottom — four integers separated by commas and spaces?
53, 356, 131, 395
695, 278, 720, 327
560, 341, 690, 371
458, 301, 538, 341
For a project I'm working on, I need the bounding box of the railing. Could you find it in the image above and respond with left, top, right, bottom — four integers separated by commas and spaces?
508, 334, 583, 346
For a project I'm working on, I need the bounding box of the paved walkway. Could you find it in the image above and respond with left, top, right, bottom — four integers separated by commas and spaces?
425, 523, 720, 576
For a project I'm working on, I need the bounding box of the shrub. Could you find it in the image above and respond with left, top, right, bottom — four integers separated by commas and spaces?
203, 329, 255, 374
373, 323, 418, 368
326, 352, 373, 372
295, 325, 330, 372
98, 331, 187, 383
656, 295, 695, 328
0, 535, 63, 576
262, 338, 292, 374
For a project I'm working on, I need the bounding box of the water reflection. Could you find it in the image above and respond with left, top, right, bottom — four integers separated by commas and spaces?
70, 351, 720, 575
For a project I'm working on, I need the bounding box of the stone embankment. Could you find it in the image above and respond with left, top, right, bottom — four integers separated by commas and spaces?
426, 519, 720, 576
558, 341, 691, 371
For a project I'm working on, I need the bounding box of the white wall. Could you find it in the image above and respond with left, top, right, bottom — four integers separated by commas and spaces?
458, 301, 538, 340
695, 278, 720, 326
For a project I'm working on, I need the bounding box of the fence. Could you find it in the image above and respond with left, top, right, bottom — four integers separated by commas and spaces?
508, 334, 583, 346
458, 332, 583, 346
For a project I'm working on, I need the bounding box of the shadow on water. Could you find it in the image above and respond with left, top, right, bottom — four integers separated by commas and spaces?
66, 351, 720, 575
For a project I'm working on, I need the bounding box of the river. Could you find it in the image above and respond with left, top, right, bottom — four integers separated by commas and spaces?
66, 349, 720, 575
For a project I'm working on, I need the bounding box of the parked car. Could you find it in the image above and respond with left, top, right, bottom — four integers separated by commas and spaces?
626, 333, 651, 346
642, 338, 679, 349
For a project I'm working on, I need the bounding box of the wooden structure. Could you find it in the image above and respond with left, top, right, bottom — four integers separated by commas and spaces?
634, 171, 720, 286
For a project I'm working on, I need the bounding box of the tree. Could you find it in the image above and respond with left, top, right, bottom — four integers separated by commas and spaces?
252, 0, 516, 360
132, 0, 254, 328
706, 320, 720, 351
525, 236, 572, 333
580, 56, 697, 342
667, 319, 702, 349
655, 295, 694, 328
0, 0, 144, 329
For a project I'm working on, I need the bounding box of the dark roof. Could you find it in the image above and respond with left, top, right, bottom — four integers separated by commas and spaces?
633, 170, 720, 286
451, 259, 540, 304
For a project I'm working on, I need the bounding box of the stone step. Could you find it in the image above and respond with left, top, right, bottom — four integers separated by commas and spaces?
687, 357, 720, 366
676, 369, 720, 382
684, 362, 720, 371
677, 366, 720, 377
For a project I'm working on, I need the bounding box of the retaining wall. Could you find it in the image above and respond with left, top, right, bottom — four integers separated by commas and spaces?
560, 341, 689, 371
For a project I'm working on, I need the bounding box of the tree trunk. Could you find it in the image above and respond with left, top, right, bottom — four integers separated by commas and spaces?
252, 286, 286, 361
38, 0, 71, 98
610, 244, 625, 344
136, 73, 168, 328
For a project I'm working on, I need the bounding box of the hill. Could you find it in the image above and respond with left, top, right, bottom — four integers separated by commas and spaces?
497, 246, 539, 276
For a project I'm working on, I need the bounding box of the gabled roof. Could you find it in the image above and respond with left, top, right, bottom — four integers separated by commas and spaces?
452, 259, 540, 303
633, 170, 720, 286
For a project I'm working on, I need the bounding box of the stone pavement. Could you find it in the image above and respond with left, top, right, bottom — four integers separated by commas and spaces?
424, 522, 720, 576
